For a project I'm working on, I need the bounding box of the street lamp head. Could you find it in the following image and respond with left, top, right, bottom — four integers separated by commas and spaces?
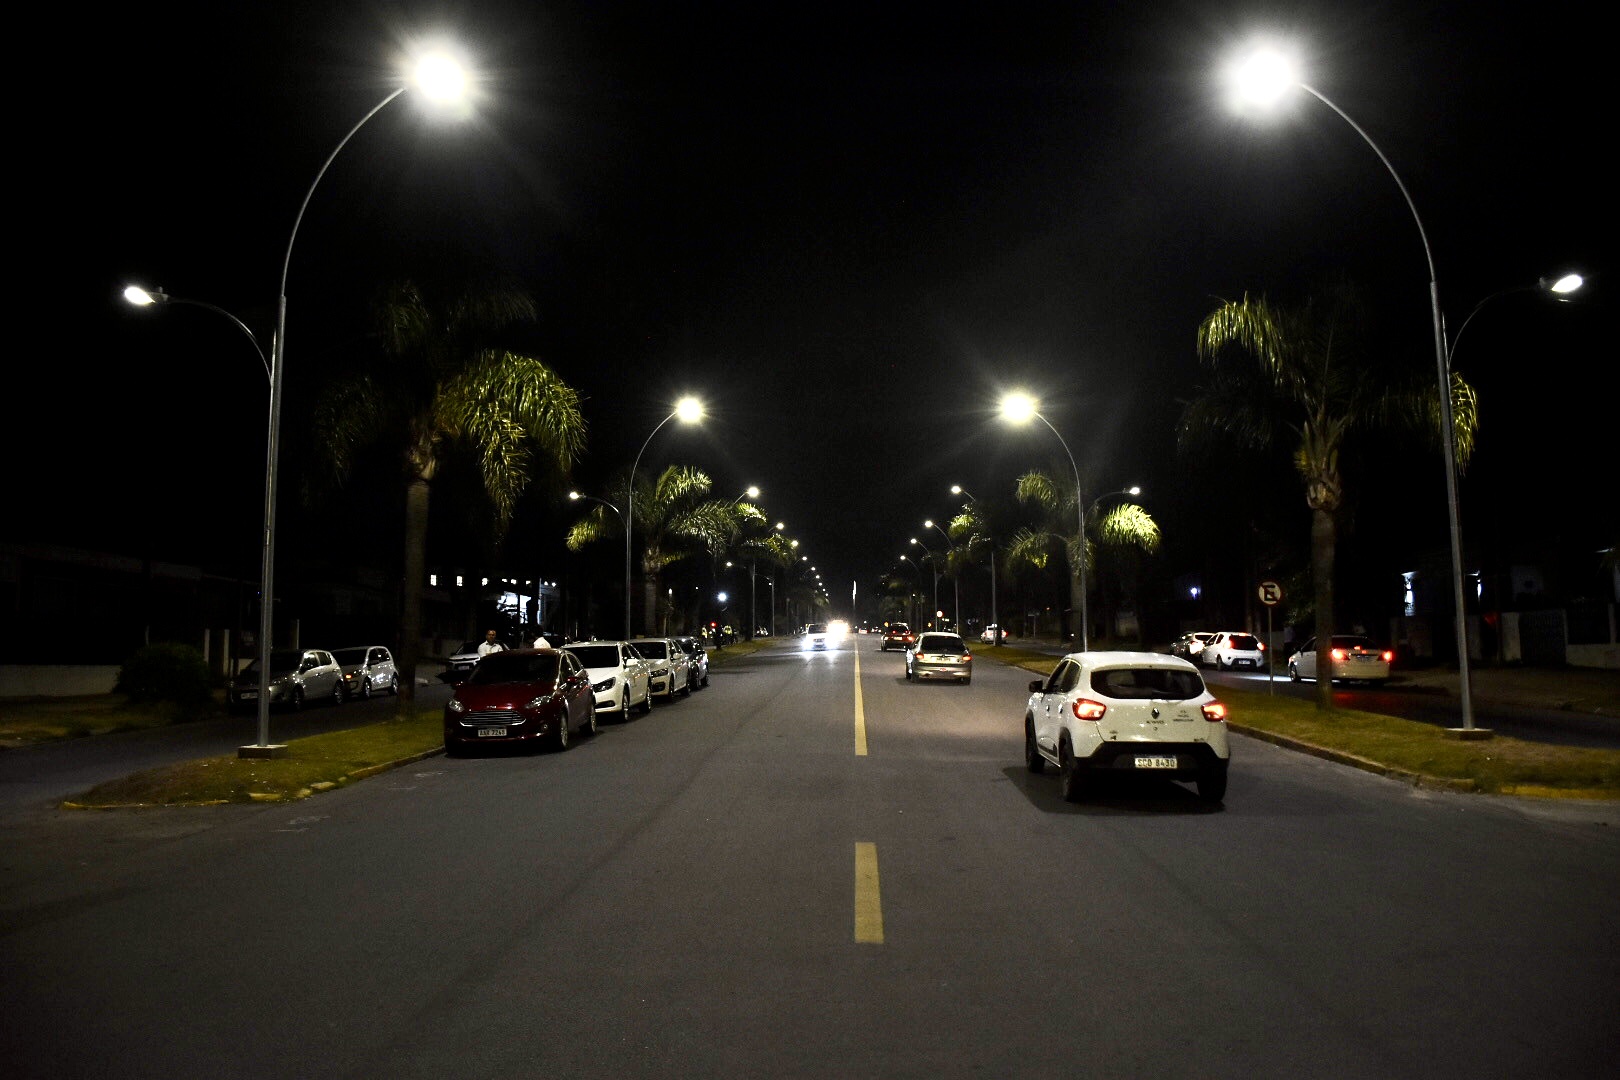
122, 285, 167, 307
568, 491, 582, 500
745, 485, 761, 499
998, 391, 1038, 425
674, 396, 704, 424
1545, 272, 1584, 297
1126, 485, 1142, 496
411, 51, 469, 102
923, 520, 934, 529
1223, 42, 1303, 113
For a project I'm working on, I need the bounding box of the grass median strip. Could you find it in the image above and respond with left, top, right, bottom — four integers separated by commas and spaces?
62, 713, 446, 808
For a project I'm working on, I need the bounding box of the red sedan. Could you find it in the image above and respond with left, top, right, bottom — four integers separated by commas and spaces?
443, 649, 597, 756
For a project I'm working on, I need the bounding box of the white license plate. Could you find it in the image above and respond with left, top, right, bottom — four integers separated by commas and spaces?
477, 727, 507, 738
1134, 756, 1178, 769
239, 691, 258, 700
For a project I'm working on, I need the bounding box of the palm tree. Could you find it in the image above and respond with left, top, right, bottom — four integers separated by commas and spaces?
1179, 283, 1477, 710
313, 281, 586, 712
566, 465, 763, 635
1004, 470, 1161, 643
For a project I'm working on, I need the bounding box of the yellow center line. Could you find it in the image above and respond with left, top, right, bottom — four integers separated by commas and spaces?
853, 648, 868, 756
854, 842, 884, 944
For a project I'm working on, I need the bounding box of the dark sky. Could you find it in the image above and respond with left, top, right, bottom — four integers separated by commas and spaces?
23, 0, 1610, 618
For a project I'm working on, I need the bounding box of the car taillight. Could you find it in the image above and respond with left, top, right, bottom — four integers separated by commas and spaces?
1381, 650, 1394, 663
1257, 641, 1266, 651
1331, 648, 1347, 661
1202, 701, 1227, 722
1071, 698, 1108, 721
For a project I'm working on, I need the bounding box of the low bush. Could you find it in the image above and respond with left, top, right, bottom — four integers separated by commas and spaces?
115, 643, 214, 711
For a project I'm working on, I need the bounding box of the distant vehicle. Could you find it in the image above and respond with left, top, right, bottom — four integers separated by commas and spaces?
1024, 651, 1229, 802
330, 645, 398, 700
672, 635, 710, 690
443, 648, 596, 755
804, 623, 830, 650
443, 640, 486, 683
905, 632, 972, 684
228, 648, 344, 712
1199, 631, 1266, 671
979, 624, 1011, 645
1170, 632, 1215, 661
1288, 636, 1393, 685
564, 641, 653, 718
880, 624, 915, 652
627, 638, 692, 699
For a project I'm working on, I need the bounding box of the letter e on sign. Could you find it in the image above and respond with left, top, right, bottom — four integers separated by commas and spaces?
1257, 580, 1282, 607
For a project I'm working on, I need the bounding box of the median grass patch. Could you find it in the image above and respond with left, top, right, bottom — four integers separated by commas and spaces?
65, 713, 445, 808
0, 695, 208, 746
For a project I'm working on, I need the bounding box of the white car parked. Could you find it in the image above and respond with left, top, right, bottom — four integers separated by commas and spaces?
1023, 651, 1230, 802
565, 641, 654, 718
627, 638, 691, 699
1288, 636, 1393, 685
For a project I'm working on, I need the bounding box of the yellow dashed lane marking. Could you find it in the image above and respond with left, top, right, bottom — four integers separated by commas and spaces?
854, 842, 884, 944
854, 649, 868, 756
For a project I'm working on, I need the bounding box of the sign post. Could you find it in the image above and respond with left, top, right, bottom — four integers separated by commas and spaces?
1257, 580, 1283, 694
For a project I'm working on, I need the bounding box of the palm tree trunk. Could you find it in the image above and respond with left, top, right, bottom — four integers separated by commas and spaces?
397, 474, 431, 715
1311, 505, 1336, 712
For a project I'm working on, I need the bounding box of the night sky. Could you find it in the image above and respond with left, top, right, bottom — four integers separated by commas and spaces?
23, 0, 1610, 628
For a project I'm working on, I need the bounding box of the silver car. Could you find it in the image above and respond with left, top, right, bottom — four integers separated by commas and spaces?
330, 645, 398, 700
905, 632, 973, 684
228, 648, 344, 711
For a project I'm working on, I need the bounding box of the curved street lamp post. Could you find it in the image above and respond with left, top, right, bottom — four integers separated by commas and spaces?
627, 397, 704, 638
951, 484, 998, 645
923, 519, 960, 631
999, 392, 1090, 651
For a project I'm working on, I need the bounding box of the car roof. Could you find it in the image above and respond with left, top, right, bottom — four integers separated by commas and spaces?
1060, 650, 1200, 670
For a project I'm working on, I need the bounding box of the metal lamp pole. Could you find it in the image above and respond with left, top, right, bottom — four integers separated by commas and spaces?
924, 519, 960, 631
999, 394, 1087, 651
627, 397, 704, 639
952, 484, 998, 644
909, 538, 940, 630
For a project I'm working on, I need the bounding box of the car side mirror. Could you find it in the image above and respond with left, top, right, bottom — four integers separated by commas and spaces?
1028, 679, 1045, 693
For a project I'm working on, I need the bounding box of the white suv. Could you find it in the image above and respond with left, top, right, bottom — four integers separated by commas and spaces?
1198, 631, 1266, 672
1023, 651, 1230, 802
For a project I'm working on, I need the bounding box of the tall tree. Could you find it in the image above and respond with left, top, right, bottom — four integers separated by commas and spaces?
566, 465, 763, 635
1004, 471, 1161, 643
313, 281, 586, 712
1179, 284, 1477, 710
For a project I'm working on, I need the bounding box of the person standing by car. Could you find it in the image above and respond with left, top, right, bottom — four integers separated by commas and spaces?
477, 629, 506, 658
531, 627, 551, 649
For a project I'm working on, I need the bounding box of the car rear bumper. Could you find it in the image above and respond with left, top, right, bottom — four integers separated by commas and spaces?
1075, 741, 1228, 777
912, 662, 971, 680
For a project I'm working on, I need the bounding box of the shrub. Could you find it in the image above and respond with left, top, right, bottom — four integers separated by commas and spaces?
116, 643, 214, 708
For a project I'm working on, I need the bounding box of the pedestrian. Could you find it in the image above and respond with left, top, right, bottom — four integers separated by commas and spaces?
477, 629, 505, 657
532, 627, 551, 649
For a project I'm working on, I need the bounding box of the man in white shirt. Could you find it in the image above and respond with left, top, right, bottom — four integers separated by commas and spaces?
476, 629, 505, 657
532, 628, 551, 649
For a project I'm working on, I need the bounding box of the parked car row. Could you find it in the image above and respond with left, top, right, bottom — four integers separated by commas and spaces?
442, 635, 712, 756
227, 645, 399, 712
1173, 628, 1392, 685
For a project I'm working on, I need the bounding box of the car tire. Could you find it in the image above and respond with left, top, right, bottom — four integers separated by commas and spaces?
359, 678, 373, 700
553, 711, 571, 752
1058, 738, 1085, 803
1197, 764, 1228, 803
679, 679, 692, 698
1217, 656, 1228, 671
1288, 663, 1301, 682
386, 674, 399, 695
331, 681, 345, 706
640, 690, 654, 715
1025, 720, 1045, 775
960, 676, 971, 685
290, 687, 305, 711
584, 702, 598, 737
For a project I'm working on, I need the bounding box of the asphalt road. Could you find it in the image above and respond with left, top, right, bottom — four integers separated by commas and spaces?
2, 638, 1617, 1078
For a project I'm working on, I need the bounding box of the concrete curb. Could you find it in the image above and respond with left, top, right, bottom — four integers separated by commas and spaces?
1230, 723, 1479, 793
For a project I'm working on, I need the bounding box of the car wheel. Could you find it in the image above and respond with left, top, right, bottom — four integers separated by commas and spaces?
386, 674, 399, 695
553, 710, 571, 752
1025, 720, 1045, 775
1217, 655, 1228, 671
584, 702, 598, 737
331, 680, 345, 706
960, 676, 971, 685
701, 673, 709, 688
679, 678, 692, 698
640, 689, 654, 715
1058, 738, 1085, 803
1197, 764, 1228, 803
1288, 663, 1301, 682
359, 678, 373, 700
290, 687, 305, 711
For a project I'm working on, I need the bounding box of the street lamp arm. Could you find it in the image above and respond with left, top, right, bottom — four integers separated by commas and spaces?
125, 288, 271, 381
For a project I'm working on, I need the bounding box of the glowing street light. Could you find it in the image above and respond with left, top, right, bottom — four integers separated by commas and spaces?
999, 392, 1090, 650
628, 396, 704, 637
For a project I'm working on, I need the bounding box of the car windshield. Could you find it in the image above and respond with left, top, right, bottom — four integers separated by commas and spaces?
568, 645, 622, 668
807, 624, 828, 634
330, 648, 369, 666
465, 652, 560, 685
634, 641, 669, 659
1091, 666, 1205, 701
242, 650, 305, 675
919, 634, 965, 653
886, 625, 909, 634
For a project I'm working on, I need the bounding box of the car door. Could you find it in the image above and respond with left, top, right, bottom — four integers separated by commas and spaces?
623, 645, 649, 701
1294, 637, 1317, 678
1034, 659, 1079, 754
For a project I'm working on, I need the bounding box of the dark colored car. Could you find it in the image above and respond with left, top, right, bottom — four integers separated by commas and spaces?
881, 624, 915, 652
673, 635, 710, 690
443, 649, 597, 755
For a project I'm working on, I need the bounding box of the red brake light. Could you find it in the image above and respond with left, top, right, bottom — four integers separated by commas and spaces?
1381, 650, 1394, 663
1071, 698, 1108, 721
1202, 700, 1227, 722
1331, 648, 1347, 661
1257, 641, 1266, 651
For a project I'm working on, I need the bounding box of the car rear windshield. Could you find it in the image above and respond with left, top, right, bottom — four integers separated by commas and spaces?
567, 645, 621, 668
919, 634, 966, 653
466, 652, 560, 685
330, 648, 368, 666
1228, 635, 1260, 649
1090, 667, 1205, 701
633, 641, 669, 659
1331, 636, 1374, 648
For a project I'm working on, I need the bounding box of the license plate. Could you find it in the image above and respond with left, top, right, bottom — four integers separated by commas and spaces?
477, 727, 507, 738
1134, 756, 1178, 769
239, 691, 257, 700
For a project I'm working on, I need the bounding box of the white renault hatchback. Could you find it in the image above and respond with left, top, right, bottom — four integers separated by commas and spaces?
1023, 651, 1230, 803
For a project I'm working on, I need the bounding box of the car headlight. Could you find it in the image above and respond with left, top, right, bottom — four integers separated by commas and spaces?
593, 678, 614, 692
447, 699, 466, 714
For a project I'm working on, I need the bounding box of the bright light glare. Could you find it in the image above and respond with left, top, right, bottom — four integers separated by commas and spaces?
999, 391, 1038, 424
675, 396, 705, 424
1549, 273, 1584, 295
745, 486, 760, 498
829, 620, 851, 637
413, 52, 468, 102
1224, 44, 1302, 113
123, 285, 158, 306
